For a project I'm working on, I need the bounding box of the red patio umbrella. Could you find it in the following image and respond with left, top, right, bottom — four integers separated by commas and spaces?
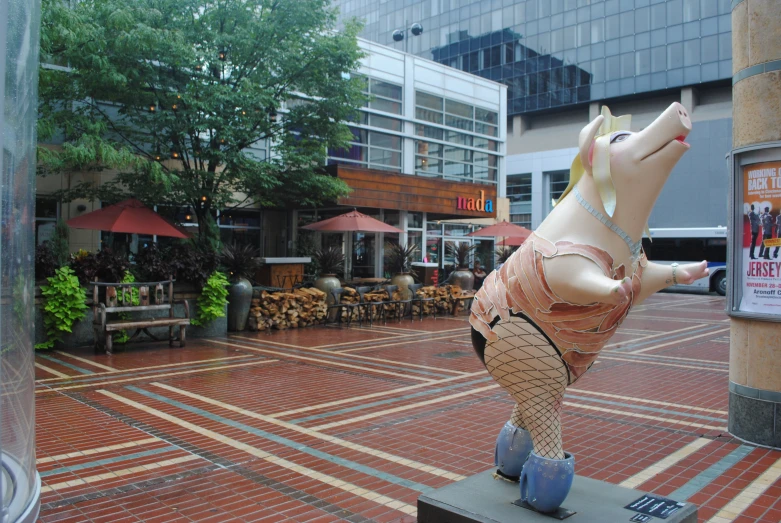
67, 198, 190, 238
301, 209, 403, 234
467, 220, 532, 247
502, 235, 531, 247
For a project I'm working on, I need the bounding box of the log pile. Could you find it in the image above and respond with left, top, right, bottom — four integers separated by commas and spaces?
410, 285, 467, 316
247, 287, 327, 331
246, 284, 474, 330
334, 287, 404, 322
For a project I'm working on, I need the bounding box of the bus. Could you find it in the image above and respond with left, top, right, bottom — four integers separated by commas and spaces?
642, 227, 728, 296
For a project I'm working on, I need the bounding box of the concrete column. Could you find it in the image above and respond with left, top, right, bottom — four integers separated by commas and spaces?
680, 87, 698, 114
729, 0, 781, 448
512, 114, 529, 137
588, 102, 600, 121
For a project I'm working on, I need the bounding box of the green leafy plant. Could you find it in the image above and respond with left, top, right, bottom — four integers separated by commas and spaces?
447, 243, 477, 269
114, 271, 140, 344
35, 266, 88, 349
384, 242, 419, 274
192, 271, 229, 326
39, 0, 367, 248
220, 243, 260, 281
495, 247, 516, 264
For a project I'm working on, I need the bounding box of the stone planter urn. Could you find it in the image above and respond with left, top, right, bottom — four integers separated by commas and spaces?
391, 273, 414, 299
449, 267, 475, 291
227, 277, 253, 331
314, 274, 341, 322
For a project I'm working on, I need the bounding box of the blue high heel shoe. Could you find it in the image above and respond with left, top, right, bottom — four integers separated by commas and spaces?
494, 421, 533, 481
519, 451, 575, 513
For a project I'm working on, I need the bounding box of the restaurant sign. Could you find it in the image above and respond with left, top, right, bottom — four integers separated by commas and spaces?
456, 190, 493, 213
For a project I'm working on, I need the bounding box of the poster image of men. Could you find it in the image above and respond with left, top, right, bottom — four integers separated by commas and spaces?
741, 161, 781, 314
775, 214, 781, 259
758, 207, 774, 260
749, 204, 760, 259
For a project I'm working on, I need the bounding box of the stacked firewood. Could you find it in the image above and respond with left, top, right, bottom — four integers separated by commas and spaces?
410, 285, 468, 317
334, 287, 405, 322
247, 287, 327, 331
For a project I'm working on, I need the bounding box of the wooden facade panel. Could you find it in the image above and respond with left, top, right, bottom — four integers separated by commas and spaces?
335, 166, 497, 218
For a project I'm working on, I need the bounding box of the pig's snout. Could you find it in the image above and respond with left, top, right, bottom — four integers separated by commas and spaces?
636, 102, 692, 160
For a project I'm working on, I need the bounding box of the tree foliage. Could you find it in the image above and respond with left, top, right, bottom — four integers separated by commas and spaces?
39, 0, 366, 245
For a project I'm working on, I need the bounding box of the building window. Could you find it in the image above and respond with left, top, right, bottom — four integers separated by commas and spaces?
415, 91, 498, 137
218, 208, 262, 249
510, 213, 532, 229
35, 197, 59, 246
359, 75, 403, 115
414, 123, 499, 183
546, 170, 570, 215
328, 127, 402, 172
507, 173, 532, 203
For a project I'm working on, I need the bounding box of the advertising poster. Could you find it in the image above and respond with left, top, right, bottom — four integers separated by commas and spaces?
740, 161, 781, 314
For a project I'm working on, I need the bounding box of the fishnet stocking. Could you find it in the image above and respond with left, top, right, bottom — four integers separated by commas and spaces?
484, 316, 568, 460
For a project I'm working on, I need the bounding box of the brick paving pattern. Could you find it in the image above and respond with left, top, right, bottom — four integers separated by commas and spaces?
34, 292, 781, 522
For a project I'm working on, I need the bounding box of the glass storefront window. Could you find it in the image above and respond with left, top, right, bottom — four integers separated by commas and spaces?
408, 212, 423, 229
408, 231, 423, 262
352, 232, 376, 278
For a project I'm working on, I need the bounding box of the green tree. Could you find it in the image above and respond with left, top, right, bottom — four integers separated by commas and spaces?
39, 0, 365, 248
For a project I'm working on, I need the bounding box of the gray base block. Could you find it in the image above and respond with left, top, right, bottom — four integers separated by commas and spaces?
418, 470, 697, 523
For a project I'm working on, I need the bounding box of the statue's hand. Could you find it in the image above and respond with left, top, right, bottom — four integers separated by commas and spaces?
606, 277, 633, 305
677, 261, 709, 285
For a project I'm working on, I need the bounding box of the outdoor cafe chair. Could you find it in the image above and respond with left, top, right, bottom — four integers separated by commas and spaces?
328, 288, 363, 327
355, 286, 379, 326
408, 283, 436, 321
382, 285, 413, 322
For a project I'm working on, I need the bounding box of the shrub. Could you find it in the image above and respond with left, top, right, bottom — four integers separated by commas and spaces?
166, 243, 219, 289
113, 271, 140, 345
134, 243, 172, 281
35, 243, 59, 280
69, 248, 130, 284
192, 271, 229, 326
35, 266, 88, 349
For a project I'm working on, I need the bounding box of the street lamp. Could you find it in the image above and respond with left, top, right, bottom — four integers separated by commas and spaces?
392, 21, 423, 54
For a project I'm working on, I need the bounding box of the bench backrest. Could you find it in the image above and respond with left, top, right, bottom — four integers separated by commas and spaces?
90, 277, 175, 313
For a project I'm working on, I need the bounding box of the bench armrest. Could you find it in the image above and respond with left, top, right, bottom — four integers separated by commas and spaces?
174, 299, 190, 319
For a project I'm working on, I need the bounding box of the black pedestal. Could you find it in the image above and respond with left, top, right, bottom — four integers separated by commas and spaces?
418, 470, 697, 523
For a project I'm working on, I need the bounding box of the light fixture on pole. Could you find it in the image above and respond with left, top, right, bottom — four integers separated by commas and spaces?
392, 21, 423, 54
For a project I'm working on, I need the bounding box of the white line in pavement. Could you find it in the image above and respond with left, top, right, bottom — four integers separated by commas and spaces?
707, 456, 781, 523
620, 438, 711, 489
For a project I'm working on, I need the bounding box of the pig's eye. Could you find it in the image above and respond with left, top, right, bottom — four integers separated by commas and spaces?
610, 132, 631, 143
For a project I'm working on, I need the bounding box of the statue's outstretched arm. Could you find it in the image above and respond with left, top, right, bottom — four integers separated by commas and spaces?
634, 260, 709, 305
543, 255, 633, 306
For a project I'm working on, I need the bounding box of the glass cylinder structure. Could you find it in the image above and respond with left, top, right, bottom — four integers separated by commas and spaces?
0, 0, 42, 521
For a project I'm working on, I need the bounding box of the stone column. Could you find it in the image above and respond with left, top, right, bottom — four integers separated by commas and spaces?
729, 0, 781, 447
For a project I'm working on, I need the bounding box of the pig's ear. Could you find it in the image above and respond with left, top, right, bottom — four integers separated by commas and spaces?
579, 115, 604, 172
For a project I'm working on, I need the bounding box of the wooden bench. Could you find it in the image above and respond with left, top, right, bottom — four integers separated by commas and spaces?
91, 278, 189, 354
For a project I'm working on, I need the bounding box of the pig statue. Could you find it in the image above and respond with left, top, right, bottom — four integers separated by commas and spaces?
470, 103, 709, 513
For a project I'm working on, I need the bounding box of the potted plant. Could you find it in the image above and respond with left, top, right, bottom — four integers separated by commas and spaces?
313, 246, 344, 297
447, 242, 477, 291
220, 243, 259, 331
385, 242, 419, 299
495, 246, 516, 266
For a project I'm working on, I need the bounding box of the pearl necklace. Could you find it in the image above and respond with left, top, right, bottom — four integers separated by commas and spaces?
573, 186, 643, 265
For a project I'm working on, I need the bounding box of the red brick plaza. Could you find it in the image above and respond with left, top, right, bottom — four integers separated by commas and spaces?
34, 292, 781, 523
